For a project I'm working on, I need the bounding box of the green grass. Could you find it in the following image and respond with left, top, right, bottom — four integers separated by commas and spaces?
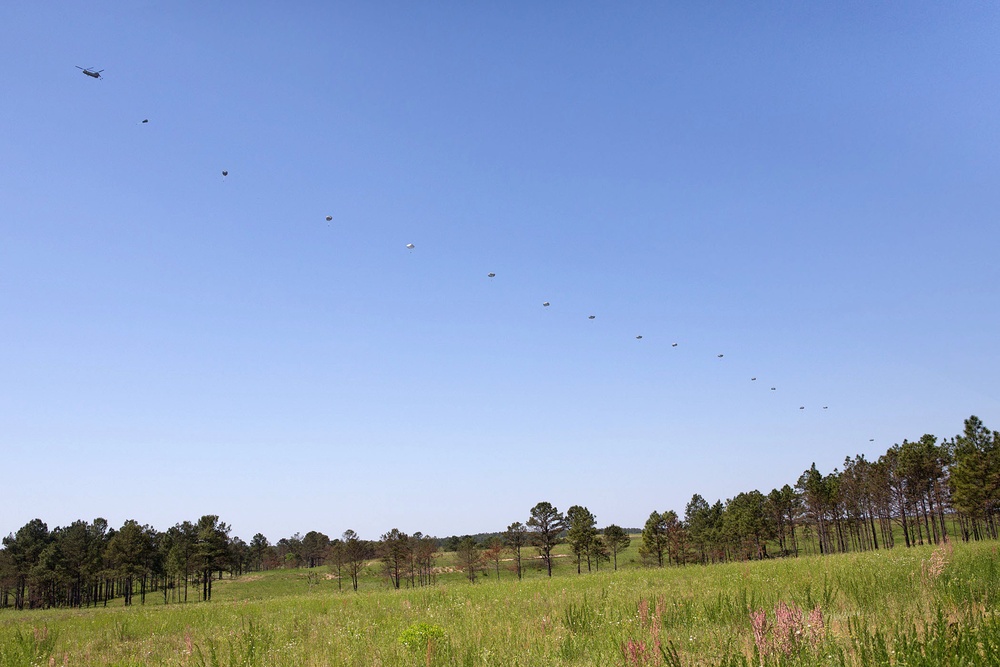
2, 541, 998, 666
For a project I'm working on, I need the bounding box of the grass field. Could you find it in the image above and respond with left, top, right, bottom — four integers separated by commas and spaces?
2, 540, 998, 666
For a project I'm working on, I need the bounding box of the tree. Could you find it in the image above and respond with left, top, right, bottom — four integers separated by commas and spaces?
410, 533, 437, 587
166, 521, 197, 603
193, 516, 230, 601
341, 530, 368, 592
950, 416, 999, 540
527, 502, 566, 577
2, 519, 50, 610
503, 522, 528, 580
277, 533, 304, 568
602, 525, 631, 571
106, 520, 153, 606
456, 537, 481, 583
589, 536, 610, 571
685, 495, 713, 564
483, 537, 504, 580
723, 491, 774, 560
378, 529, 409, 589
640, 511, 668, 567
301, 531, 331, 568
249, 533, 269, 572
565, 506, 597, 574
798, 464, 837, 554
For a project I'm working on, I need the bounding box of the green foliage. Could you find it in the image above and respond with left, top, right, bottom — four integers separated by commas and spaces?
0, 626, 57, 667
562, 595, 596, 634
847, 609, 1000, 667
398, 622, 446, 651
193, 618, 273, 667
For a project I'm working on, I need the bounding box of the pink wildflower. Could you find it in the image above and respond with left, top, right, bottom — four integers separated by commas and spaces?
750, 608, 769, 658
807, 606, 824, 647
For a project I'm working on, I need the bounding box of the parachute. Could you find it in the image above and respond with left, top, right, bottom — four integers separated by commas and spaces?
325, 215, 333, 222
406, 243, 415, 250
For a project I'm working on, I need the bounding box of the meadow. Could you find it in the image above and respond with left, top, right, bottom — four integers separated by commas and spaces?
1, 540, 998, 666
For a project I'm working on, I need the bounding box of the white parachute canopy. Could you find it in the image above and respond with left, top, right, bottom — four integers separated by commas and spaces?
406, 243, 415, 250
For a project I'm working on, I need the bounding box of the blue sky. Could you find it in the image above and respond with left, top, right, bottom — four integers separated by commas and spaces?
2, 3, 998, 542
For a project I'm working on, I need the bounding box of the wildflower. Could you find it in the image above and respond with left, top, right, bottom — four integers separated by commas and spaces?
639, 598, 650, 627
750, 608, 768, 658
807, 606, 824, 646
773, 601, 803, 656
622, 638, 650, 666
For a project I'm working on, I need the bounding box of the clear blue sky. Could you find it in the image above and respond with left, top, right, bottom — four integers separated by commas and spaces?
2, 3, 998, 542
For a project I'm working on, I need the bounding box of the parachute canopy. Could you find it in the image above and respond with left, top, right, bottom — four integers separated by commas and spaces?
406, 243, 415, 249
325, 215, 333, 221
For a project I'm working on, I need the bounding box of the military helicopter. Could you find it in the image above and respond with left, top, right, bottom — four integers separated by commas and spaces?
76, 66, 104, 79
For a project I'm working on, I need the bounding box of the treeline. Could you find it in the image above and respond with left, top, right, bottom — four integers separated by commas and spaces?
631, 414, 999, 567
2, 415, 997, 609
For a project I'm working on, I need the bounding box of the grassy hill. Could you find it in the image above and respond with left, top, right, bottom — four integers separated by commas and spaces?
1, 540, 998, 666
